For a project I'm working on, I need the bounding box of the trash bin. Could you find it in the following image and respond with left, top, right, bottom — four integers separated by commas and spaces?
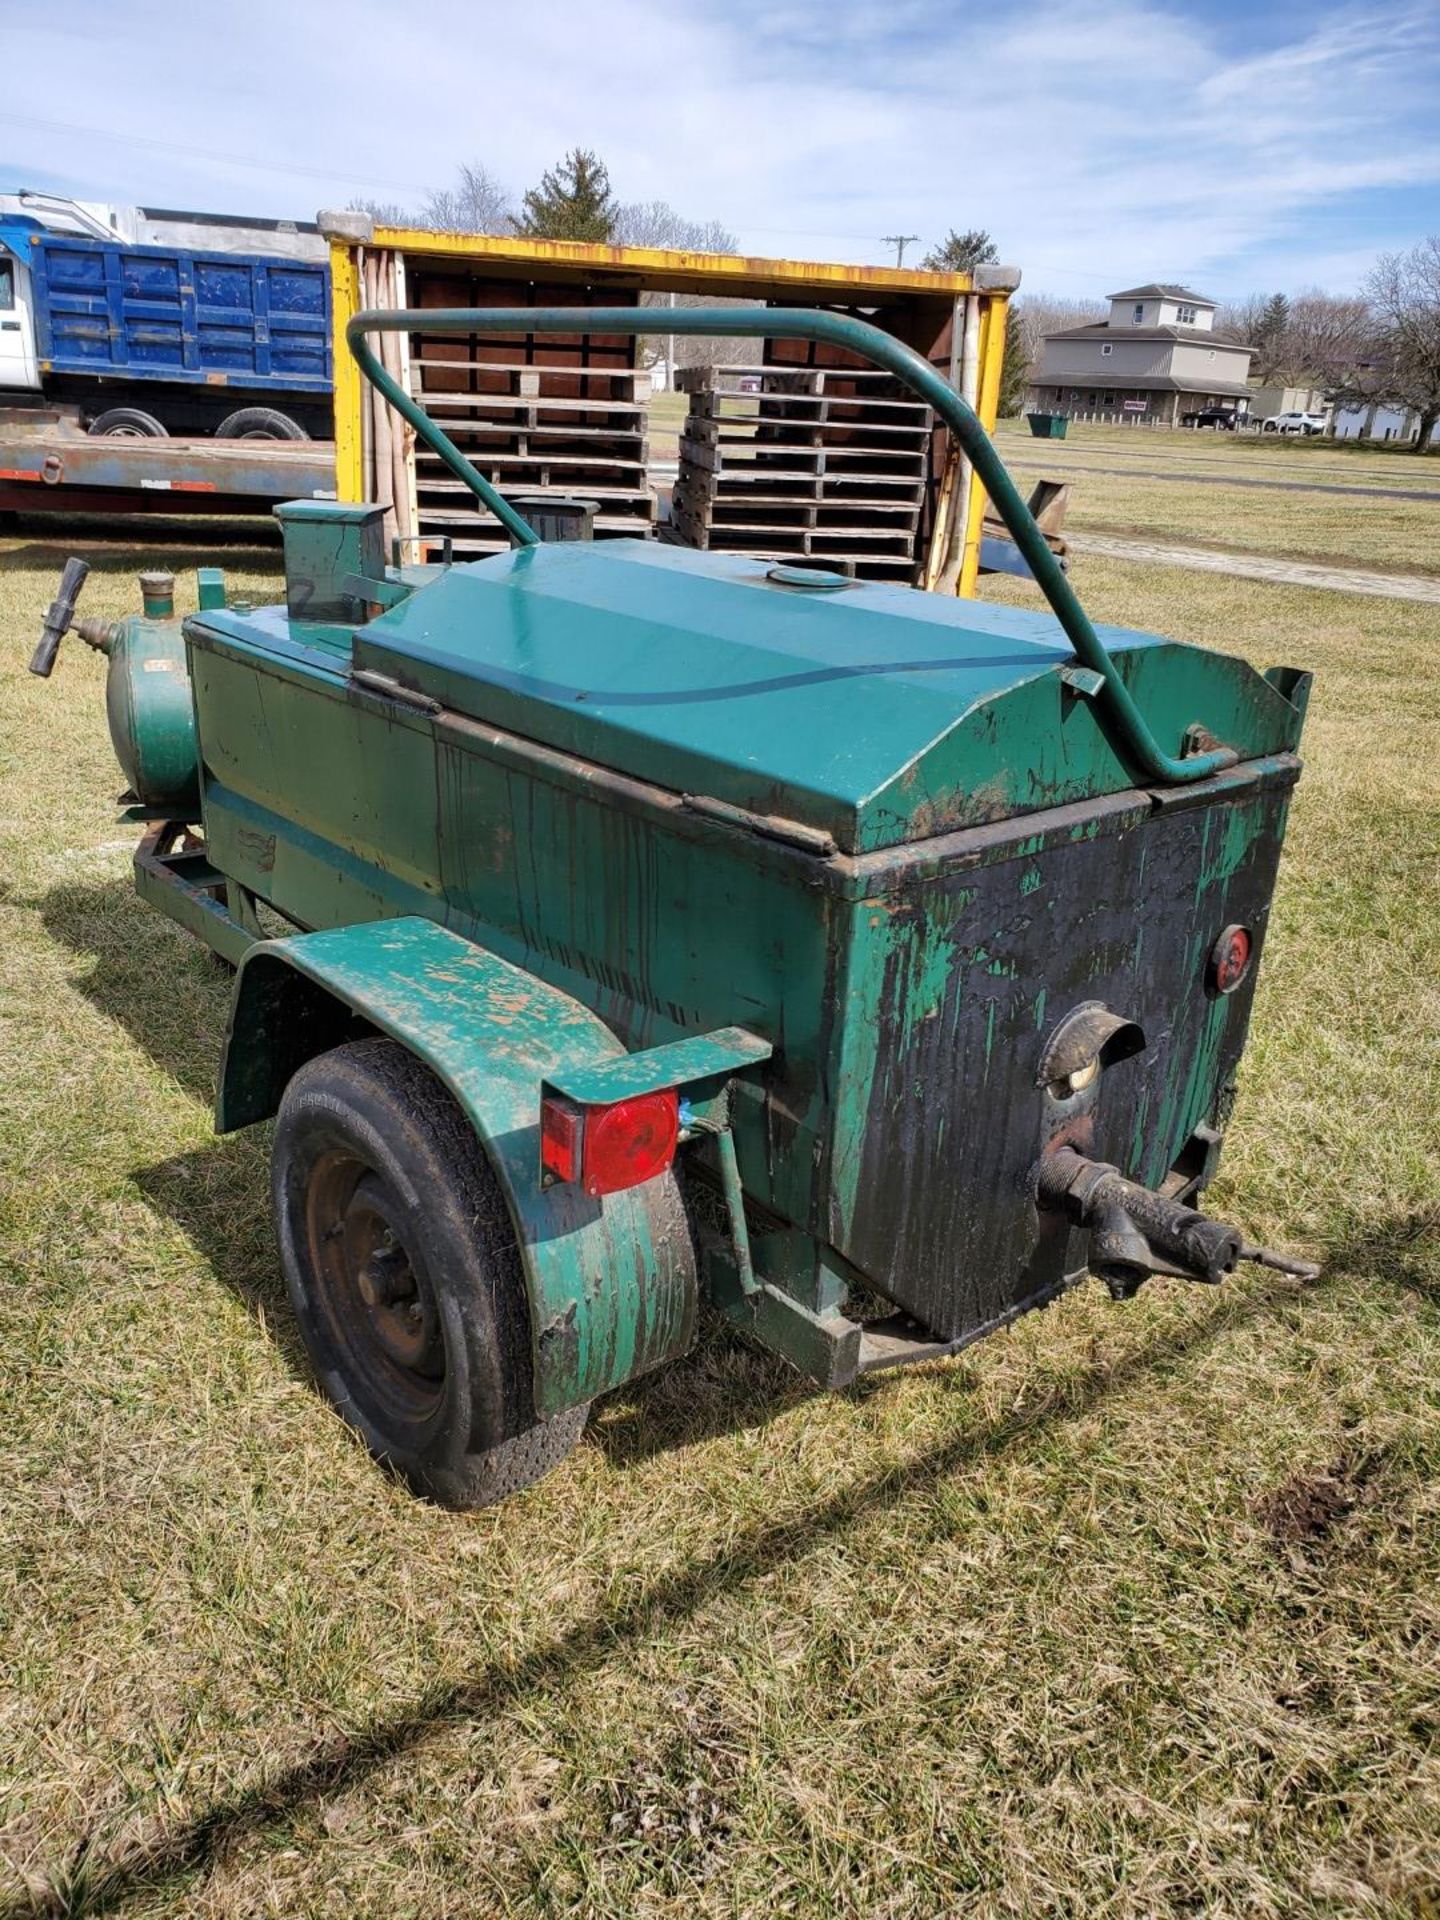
1027, 413, 1069, 440
509, 497, 599, 542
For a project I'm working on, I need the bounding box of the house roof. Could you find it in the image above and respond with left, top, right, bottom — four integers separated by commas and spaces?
1107, 283, 1215, 305
1042, 322, 1251, 347
1030, 372, 1256, 397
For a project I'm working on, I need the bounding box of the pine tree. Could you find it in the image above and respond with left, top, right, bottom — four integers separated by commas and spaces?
515, 150, 617, 243
1255, 292, 1291, 348
921, 228, 999, 274
998, 306, 1030, 416
1253, 292, 1293, 381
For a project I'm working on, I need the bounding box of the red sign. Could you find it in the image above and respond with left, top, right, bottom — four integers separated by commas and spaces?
1122, 399, 1148, 412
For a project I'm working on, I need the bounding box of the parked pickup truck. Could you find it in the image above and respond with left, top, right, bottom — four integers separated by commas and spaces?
0, 191, 332, 439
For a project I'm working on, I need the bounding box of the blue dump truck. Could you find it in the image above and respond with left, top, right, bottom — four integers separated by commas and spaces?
0, 193, 332, 439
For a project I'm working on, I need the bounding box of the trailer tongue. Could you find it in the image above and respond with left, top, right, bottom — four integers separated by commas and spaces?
28, 306, 1318, 1508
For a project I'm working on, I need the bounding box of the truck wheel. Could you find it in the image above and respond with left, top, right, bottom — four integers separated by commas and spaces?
216, 407, 309, 440
88, 407, 169, 438
272, 1037, 587, 1509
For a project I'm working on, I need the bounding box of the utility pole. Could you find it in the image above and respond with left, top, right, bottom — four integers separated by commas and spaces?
883, 233, 920, 268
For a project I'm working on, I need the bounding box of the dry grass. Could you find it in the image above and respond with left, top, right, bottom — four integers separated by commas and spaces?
997, 418, 1438, 481
1058, 474, 1437, 576
1, 510, 1438, 1919
991, 422, 1440, 575
647, 391, 688, 466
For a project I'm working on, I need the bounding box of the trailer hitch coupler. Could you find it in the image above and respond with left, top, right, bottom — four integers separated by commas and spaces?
1036, 1146, 1319, 1295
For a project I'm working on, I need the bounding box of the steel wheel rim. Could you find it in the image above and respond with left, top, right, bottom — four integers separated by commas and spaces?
304, 1151, 446, 1427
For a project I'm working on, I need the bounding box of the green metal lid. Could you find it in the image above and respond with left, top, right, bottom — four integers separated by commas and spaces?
766, 564, 853, 591
351, 540, 1304, 854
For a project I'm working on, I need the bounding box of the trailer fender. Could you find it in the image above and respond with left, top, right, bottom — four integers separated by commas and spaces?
217, 916, 700, 1415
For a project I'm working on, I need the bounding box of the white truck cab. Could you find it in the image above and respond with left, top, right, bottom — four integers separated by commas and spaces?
0, 247, 40, 393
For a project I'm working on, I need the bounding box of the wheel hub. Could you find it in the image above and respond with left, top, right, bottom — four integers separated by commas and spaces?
306, 1153, 446, 1417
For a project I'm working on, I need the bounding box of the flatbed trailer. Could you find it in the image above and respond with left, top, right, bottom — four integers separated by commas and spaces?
0, 422, 336, 519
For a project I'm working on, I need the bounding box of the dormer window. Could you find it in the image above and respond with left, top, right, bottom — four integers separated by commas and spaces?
1132, 303, 1145, 324
1176, 304, 1197, 325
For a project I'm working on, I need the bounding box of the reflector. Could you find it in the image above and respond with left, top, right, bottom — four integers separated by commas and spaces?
540, 1095, 582, 1186
582, 1090, 680, 1197
1211, 924, 1253, 995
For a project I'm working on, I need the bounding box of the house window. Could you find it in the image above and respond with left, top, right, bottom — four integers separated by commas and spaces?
1176, 303, 1197, 324
1102, 393, 1115, 407
1101, 342, 1113, 356
1132, 303, 1145, 324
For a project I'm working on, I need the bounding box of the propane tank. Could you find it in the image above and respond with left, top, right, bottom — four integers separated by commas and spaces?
29, 565, 200, 812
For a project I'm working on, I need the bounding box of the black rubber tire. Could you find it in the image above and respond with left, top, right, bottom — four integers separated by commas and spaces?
215, 406, 309, 441
273, 1037, 588, 1508
87, 407, 169, 439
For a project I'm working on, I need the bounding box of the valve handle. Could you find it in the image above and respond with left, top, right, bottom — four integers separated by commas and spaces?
29, 556, 90, 677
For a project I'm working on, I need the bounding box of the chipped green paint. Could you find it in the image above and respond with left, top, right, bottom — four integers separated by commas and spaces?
100, 411, 1311, 1403
219, 918, 697, 1414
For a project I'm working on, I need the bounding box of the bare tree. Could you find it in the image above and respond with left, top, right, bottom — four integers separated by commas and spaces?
347, 197, 418, 227
422, 163, 514, 236
612, 202, 745, 371
1009, 294, 1107, 384
1284, 291, 1372, 386
1216, 288, 1373, 405
1364, 239, 1440, 449
1215, 294, 1268, 347
614, 200, 737, 253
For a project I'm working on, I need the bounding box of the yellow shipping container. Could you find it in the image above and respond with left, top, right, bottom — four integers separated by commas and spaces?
322, 216, 1016, 597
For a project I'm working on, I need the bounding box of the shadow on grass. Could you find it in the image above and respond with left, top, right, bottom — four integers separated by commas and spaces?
39, 876, 232, 1108
132, 1139, 307, 1377
9, 1265, 1324, 1920
1, 517, 282, 566
586, 1329, 819, 1468
1329, 1206, 1439, 1301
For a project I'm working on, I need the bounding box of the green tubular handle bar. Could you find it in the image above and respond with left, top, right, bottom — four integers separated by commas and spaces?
348, 305, 1236, 785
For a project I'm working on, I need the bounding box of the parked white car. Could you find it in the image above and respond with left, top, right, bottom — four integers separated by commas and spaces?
1262, 410, 1328, 436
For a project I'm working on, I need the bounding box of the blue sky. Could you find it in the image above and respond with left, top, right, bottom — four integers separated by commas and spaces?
3, 0, 1437, 299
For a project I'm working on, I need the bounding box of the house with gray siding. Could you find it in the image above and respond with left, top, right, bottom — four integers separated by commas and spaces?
1028, 284, 1254, 425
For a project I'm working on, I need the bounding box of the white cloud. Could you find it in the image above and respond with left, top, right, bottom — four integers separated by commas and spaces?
2, 0, 1437, 293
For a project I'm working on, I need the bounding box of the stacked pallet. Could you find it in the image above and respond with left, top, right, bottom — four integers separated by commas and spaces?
669, 352, 935, 582
404, 305, 655, 558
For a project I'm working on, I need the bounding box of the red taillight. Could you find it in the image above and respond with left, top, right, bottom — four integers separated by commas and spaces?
540, 1088, 679, 1197
1210, 924, 1253, 995
583, 1090, 679, 1195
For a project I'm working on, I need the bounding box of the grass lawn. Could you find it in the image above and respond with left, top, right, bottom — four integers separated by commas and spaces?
996, 418, 1439, 480
992, 422, 1440, 576
647, 390, 688, 465
1049, 472, 1438, 576
1, 522, 1438, 1917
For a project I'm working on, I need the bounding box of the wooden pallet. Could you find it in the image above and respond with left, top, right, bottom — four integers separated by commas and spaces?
404, 303, 655, 552
670, 354, 934, 582
671, 490, 915, 550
